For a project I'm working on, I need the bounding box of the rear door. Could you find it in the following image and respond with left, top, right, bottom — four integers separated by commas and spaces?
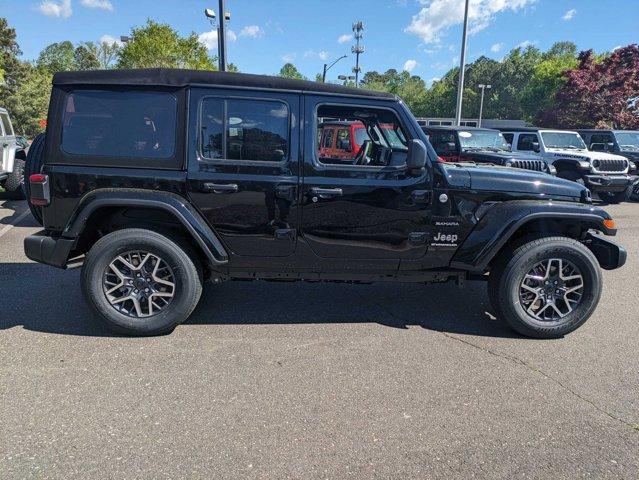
186, 88, 300, 257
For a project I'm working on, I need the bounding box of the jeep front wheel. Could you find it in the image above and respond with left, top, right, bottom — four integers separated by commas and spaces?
81, 228, 203, 336
489, 236, 602, 338
598, 185, 632, 204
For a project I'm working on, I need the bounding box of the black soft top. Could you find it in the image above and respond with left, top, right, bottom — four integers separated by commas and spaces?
53, 68, 396, 99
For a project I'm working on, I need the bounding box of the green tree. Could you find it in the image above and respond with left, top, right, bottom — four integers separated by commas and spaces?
278, 63, 306, 80
0, 17, 24, 93
117, 20, 214, 70
84, 41, 120, 69
73, 44, 101, 71
36, 41, 76, 73
4, 64, 52, 136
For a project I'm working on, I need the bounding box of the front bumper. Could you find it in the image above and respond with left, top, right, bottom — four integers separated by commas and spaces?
24, 231, 75, 269
582, 174, 635, 192
584, 232, 627, 270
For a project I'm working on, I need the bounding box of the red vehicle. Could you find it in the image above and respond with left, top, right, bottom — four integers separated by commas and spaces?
318, 120, 406, 163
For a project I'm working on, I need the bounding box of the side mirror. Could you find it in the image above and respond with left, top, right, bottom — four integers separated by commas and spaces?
532, 141, 541, 153
506, 143, 513, 151
407, 139, 427, 171
607, 142, 615, 152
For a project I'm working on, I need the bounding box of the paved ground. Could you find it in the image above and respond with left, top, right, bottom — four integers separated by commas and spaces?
1, 195, 637, 479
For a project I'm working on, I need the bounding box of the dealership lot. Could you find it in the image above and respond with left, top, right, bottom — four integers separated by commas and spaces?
1, 196, 638, 478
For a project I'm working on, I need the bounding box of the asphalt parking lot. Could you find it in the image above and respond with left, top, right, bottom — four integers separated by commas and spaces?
1, 195, 638, 479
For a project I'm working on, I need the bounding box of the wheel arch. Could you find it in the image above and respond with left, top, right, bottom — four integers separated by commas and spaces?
64, 189, 228, 268
451, 201, 615, 272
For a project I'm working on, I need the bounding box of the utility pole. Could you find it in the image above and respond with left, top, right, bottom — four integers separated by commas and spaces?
322, 55, 348, 83
351, 21, 364, 87
454, 0, 470, 126
217, 0, 228, 71
477, 84, 492, 127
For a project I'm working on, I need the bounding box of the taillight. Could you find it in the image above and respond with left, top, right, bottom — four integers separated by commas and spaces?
437, 156, 447, 163
29, 174, 50, 206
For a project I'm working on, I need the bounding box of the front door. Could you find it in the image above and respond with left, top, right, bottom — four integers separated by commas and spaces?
187, 88, 300, 257
302, 97, 433, 262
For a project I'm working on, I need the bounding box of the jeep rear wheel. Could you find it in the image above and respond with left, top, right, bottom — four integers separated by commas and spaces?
488, 236, 602, 338
82, 228, 203, 336
3, 157, 26, 199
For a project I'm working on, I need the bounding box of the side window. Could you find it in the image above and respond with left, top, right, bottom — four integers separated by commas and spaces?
200, 98, 289, 163
429, 132, 457, 154
315, 104, 409, 167
0, 113, 14, 136
517, 133, 539, 151
336, 128, 351, 150
322, 128, 335, 149
502, 133, 514, 145
62, 90, 177, 159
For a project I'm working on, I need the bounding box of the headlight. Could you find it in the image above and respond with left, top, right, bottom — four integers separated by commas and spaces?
579, 160, 591, 169
592, 159, 601, 169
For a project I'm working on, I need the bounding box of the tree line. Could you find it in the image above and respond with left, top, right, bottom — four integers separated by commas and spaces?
1, 17, 637, 138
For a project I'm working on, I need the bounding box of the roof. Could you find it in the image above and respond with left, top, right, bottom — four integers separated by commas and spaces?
53, 68, 396, 99
578, 129, 639, 133
422, 125, 497, 132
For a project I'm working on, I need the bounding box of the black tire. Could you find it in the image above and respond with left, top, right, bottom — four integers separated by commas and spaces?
25, 133, 46, 225
556, 170, 585, 186
81, 228, 203, 336
632, 182, 639, 202
488, 236, 602, 339
3, 156, 26, 199
598, 186, 633, 204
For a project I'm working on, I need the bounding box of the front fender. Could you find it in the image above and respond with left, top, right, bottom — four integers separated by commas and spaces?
63, 188, 228, 265
450, 200, 615, 272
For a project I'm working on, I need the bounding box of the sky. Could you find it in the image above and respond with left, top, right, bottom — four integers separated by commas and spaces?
1, 0, 638, 84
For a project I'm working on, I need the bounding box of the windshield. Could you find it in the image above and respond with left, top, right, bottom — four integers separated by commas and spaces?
541, 132, 587, 150
615, 131, 639, 152
458, 130, 510, 151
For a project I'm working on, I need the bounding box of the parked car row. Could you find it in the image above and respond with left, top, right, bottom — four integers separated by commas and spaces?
420, 124, 639, 204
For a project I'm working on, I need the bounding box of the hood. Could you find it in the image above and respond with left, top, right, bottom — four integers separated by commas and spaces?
547, 149, 628, 162
619, 150, 639, 162
442, 164, 587, 201
462, 149, 540, 163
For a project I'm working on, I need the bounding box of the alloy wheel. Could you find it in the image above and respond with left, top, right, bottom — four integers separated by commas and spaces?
519, 258, 584, 322
103, 251, 175, 318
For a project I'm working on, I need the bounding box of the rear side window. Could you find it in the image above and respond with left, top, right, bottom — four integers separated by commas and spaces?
0, 113, 14, 136
62, 90, 177, 159
200, 98, 289, 163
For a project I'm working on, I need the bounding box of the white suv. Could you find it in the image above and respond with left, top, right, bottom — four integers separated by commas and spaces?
501, 128, 636, 203
0, 107, 23, 198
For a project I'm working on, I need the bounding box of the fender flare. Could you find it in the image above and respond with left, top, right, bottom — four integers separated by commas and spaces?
450, 200, 614, 272
63, 188, 228, 265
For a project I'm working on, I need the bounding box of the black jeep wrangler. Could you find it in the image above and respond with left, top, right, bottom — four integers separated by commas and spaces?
423, 125, 555, 175
24, 69, 626, 338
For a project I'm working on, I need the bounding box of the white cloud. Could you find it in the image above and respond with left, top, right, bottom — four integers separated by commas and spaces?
239, 25, 264, 38
80, 0, 113, 11
403, 59, 418, 72
304, 50, 331, 61
37, 0, 72, 18
490, 42, 505, 53
517, 40, 537, 49
338, 34, 353, 44
198, 30, 237, 50
405, 0, 537, 44
99, 34, 123, 47
282, 53, 296, 62
562, 9, 577, 20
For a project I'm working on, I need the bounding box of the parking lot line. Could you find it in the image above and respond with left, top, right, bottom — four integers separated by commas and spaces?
0, 208, 32, 239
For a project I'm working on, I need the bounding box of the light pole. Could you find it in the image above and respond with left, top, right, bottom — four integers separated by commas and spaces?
351, 21, 364, 87
477, 84, 492, 127
204, 3, 231, 71
322, 55, 348, 83
454, 0, 470, 126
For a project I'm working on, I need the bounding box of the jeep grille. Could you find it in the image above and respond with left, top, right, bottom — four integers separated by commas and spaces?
594, 159, 627, 173
509, 160, 548, 173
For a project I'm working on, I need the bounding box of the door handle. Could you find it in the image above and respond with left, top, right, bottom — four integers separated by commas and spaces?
310, 187, 343, 198
203, 183, 238, 194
